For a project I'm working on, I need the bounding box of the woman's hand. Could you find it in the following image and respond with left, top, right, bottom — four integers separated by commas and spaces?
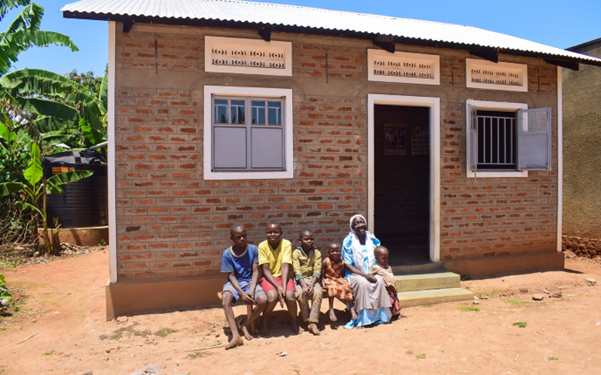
365, 274, 377, 283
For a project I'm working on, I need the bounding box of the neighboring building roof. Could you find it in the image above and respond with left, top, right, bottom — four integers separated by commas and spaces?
567, 37, 601, 55
62, 0, 601, 67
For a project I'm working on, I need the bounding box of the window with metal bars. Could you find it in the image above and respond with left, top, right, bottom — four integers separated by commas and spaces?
476, 110, 516, 170
466, 100, 552, 175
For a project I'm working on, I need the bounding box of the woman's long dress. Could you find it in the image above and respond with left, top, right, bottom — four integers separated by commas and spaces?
342, 234, 391, 328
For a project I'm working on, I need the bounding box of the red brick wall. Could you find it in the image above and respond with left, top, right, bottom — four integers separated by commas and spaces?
113, 23, 558, 280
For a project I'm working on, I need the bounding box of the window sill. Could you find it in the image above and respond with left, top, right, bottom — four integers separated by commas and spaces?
204, 169, 293, 180
466, 170, 528, 178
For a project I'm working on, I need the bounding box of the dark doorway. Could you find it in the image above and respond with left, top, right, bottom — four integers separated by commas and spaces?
374, 104, 430, 266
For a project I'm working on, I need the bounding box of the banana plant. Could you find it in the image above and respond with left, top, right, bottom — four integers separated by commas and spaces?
0, 143, 93, 253
0, 68, 107, 150
0, 1, 78, 75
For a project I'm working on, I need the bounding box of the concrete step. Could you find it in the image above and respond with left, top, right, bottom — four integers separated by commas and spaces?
394, 272, 461, 292
391, 262, 446, 275
398, 287, 474, 308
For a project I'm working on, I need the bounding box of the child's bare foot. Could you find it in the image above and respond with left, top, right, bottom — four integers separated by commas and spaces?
350, 308, 358, 321
241, 325, 253, 341
225, 336, 244, 350
291, 321, 301, 335
308, 323, 320, 335
328, 309, 337, 322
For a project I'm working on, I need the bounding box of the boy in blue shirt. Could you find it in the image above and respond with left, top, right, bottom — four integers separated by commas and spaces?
221, 223, 267, 349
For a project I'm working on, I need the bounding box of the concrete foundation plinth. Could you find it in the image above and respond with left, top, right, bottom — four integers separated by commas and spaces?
38, 226, 108, 247
106, 276, 224, 320
443, 251, 565, 277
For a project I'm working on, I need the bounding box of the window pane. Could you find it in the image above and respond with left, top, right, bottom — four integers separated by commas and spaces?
251, 127, 283, 168
476, 111, 516, 169
252, 100, 266, 124
268, 101, 281, 125
231, 100, 245, 124
214, 99, 228, 124
214, 127, 247, 169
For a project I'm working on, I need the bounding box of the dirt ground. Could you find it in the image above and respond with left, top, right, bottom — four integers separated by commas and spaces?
1, 249, 601, 375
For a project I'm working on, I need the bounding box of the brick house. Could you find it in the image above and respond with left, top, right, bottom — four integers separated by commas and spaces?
562, 38, 601, 256
62, 0, 601, 319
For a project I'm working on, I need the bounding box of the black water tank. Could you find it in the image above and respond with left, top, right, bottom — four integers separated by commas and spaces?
42, 150, 108, 228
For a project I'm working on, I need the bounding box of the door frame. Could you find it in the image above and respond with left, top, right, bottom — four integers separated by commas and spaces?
367, 94, 441, 262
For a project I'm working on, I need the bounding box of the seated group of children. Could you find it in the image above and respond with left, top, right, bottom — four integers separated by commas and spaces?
220, 222, 401, 350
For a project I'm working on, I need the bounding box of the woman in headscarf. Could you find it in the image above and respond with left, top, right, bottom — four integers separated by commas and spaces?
342, 214, 392, 328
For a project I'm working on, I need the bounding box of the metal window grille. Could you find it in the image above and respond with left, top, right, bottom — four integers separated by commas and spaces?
476, 111, 516, 170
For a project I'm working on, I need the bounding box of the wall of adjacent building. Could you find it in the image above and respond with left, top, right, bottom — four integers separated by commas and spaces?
562, 40, 601, 243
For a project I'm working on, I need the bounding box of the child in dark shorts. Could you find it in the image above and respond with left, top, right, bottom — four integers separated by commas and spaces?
221, 224, 267, 349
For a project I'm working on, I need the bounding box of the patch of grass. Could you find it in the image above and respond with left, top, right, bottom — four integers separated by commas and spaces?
457, 306, 480, 312
0, 260, 19, 269
101, 323, 145, 340
134, 329, 151, 337
154, 328, 177, 338
108, 326, 130, 340
506, 300, 527, 306
460, 274, 471, 281
42, 350, 54, 356
512, 321, 527, 328
416, 353, 426, 359
98, 239, 107, 247
545, 356, 559, 361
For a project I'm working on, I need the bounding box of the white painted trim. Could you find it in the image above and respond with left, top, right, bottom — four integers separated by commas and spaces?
368, 94, 441, 262
367, 49, 440, 85
204, 36, 292, 76
466, 59, 528, 92
203, 86, 294, 180
557, 66, 563, 252
466, 171, 528, 178
465, 99, 529, 178
108, 21, 117, 283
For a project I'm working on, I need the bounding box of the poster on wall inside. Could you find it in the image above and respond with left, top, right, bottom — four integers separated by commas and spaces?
411, 125, 429, 155
385, 124, 406, 155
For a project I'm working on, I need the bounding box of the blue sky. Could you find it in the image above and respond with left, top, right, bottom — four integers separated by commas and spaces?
4, 0, 600, 77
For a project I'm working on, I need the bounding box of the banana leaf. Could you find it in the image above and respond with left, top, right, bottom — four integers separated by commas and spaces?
47, 170, 93, 194
23, 142, 42, 186
0, 1, 32, 21
15, 96, 79, 121
99, 70, 108, 115
0, 122, 15, 142
0, 181, 26, 196
1, 69, 99, 110
15, 200, 43, 217
42, 133, 78, 148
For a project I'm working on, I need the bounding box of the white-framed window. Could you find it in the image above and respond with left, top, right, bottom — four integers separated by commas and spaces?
466, 99, 552, 178
203, 86, 293, 180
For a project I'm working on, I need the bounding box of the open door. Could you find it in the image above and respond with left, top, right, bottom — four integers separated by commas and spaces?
374, 104, 431, 266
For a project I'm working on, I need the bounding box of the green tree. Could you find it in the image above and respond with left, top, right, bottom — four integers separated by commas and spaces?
0, 0, 78, 74
67, 69, 103, 96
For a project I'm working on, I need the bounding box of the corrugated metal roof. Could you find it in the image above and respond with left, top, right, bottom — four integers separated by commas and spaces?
61, 0, 601, 65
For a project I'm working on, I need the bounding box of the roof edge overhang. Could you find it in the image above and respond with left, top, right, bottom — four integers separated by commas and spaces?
62, 11, 601, 69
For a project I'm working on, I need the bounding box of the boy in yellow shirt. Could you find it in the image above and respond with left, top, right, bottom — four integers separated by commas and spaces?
258, 223, 299, 335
